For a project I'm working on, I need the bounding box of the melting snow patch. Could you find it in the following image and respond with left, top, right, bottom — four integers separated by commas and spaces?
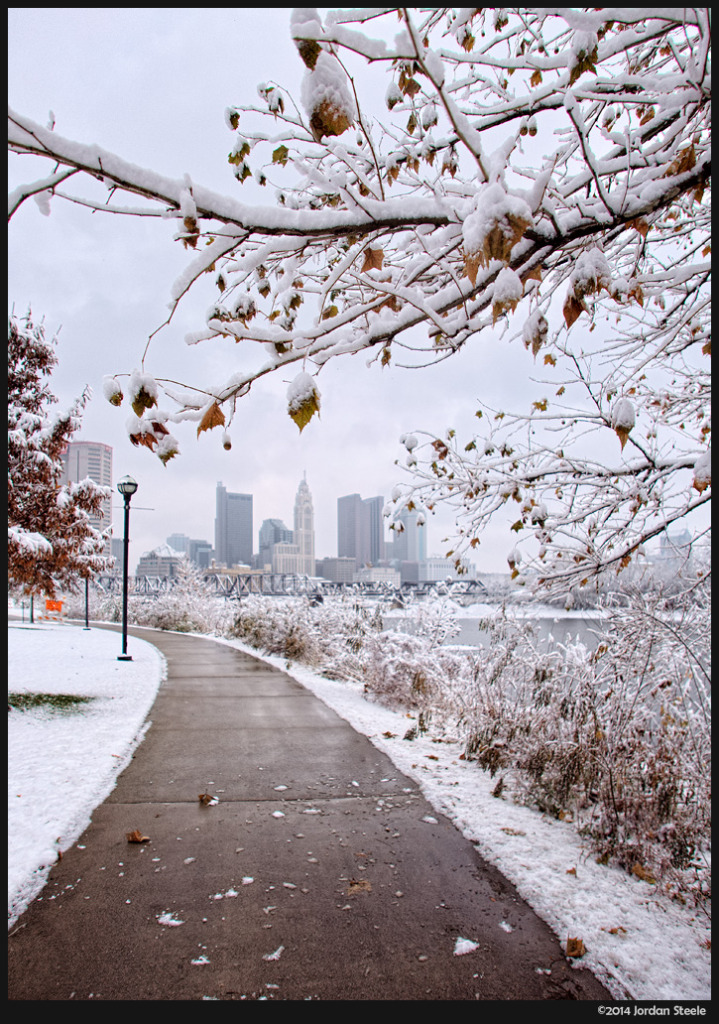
500, 920, 514, 932
454, 937, 479, 956
210, 886, 239, 901
422, 815, 438, 824
157, 911, 184, 927
263, 945, 285, 961
191, 955, 210, 965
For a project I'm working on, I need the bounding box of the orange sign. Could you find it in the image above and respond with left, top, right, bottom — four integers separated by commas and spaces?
45, 600, 63, 612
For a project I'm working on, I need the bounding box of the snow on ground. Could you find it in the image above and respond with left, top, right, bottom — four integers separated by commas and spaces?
8, 618, 710, 1001
7, 617, 165, 926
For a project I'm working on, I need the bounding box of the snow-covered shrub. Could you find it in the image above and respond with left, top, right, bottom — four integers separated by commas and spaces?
460, 590, 711, 901
578, 588, 711, 893
228, 596, 324, 665
361, 628, 472, 730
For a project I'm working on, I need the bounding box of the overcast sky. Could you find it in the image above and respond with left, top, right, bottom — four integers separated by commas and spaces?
9, 8, 547, 572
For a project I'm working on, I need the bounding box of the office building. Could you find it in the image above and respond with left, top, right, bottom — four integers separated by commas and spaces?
60, 441, 113, 554
136, 543, 185, 577
337, 492, 386, 568
215, 482, 253, 568
166, 533, 192, 555
166, 533, 213, 568
188, 539, 214, 569
316, 557, 357, 583
258, 518, 293, 570
354, 565, 401, 586
392, 509, 427, 564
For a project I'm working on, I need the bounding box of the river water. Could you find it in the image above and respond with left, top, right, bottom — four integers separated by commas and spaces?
382, 607, 606, 652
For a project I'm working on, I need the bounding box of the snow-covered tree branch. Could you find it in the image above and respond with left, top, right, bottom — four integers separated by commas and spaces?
7, 8, 710, 591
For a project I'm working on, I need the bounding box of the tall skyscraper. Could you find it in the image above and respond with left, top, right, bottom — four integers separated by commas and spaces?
214, 482, 253, 568
270, 478, 315, 575
337, 492, 386, 568
393, 509, 427, 563
60, 441, 113, 554
362, 495, 386, 566
293, 475, 315, 575
337, 493, 363, 565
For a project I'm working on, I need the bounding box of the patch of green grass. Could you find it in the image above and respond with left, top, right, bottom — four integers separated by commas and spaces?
8, 692, 96, 714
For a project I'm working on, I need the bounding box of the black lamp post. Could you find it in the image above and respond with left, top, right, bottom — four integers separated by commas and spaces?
116, 474, 138, 661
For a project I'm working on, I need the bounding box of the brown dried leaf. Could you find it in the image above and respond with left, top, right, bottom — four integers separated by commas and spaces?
126, 829, 150, 843
309, 99, 352, 142
566, 936, 586, 958
614, 425, 632, 450
563, 294, 586, 329
129, 431, 157, 451
361, 247, 384, 273
631, 863, 656, 884
464, 251, 481, 286
131, 386, 158, 418
663, 144, 696, 179
197, 402, 226, 439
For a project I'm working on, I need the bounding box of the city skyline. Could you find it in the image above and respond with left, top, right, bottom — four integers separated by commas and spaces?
155, 477, 402, 570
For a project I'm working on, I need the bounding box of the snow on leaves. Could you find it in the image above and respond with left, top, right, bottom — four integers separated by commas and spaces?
610, 398, 636, 451
301, 49, 356, 143
287, 371, 321, 433
462, 183, 533, 287
128, 369, 158, 417
693, 452, 711, 493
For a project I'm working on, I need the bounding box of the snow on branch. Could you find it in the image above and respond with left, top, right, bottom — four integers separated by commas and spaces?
7, 8, 711, 590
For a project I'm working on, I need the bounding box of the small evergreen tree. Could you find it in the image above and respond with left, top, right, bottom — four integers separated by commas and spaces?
8, 311, 113, 597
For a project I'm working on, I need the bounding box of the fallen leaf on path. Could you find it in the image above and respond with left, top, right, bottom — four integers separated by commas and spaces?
126, 829, 150, 843
566, 937, 586, 958
348, 878, 372, 895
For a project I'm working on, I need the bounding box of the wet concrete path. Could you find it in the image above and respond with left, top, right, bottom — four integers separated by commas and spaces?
8, 626, 611, 1001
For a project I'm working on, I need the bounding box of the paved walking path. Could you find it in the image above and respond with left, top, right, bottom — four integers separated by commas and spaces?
9, 626, 612, 1001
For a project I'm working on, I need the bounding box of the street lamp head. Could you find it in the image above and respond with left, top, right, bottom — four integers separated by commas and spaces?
117, 474, 138, 497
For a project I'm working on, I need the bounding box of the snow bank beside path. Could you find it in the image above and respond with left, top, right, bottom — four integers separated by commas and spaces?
8, 620, 165, 927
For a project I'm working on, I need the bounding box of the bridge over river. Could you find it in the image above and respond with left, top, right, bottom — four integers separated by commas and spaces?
94, 572, 488, 603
